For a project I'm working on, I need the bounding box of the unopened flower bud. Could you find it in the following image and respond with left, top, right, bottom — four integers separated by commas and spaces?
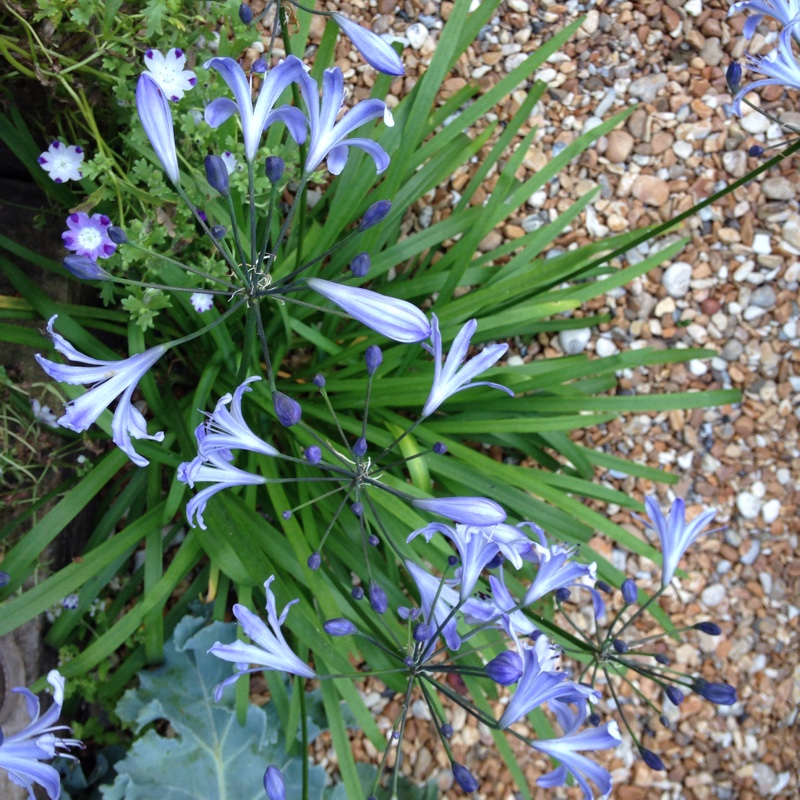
369, 581, 387, 614
692, 679, 737, 705
358, 200, 391, 231
0, 570, 9, 588
63, 255, 111, 281
364, 344, 382, 376
265, 155, 284, 182
440, 723, 453, 738
239, 3, 254, 24
485, 651, 523, 685
107, 225, 128, 244
693, 621, 721, 635
447, 554, 458, 567
654, 653, 670, 665
452, 763, 479, 793
621, 578, 637, 605
307, 552, 321, 570
555, 587, 571, 603
263, 766, 285, 800
351, 586, 364, 600
726, 62, 742, 94
324, 618, 357, 636
304, 445, 322, 465
350, 252, 370, 277
204, 154, 230, 196
368, 534, 379, 547
433, 442, 447, 455
313, 373, 326, 388
588, 712, 601, 726
211, 225, 227, 239
665, 686, 684, 706
412, 622, 431, 642
273, 391, 302, 427
612, 638, 628, 654
638, 746, 665, 771
352, 437, 367, 457
749, 145, 764, 157
485, 553, 504, 569
282, 510, 292, 520
351, 502, 364, 517
252, 58, 267, 73
596, 580, 612, 594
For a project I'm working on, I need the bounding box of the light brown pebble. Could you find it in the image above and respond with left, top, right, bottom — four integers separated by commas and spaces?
632, 174, 670, 206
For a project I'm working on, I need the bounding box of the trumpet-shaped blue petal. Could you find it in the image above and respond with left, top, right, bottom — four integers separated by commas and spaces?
204, 55, 308, 162
35, 315, 166, 467
208, 576, 316, 701
0, 670, 81, 800
136, 73, 180, 184
410, 496, 506, 526
332, 13, 404, 76
404, 560, 461, 657
644, 496, 717, 586
421, 315, 513, 418
461, 573, 536, 640
729, 0, 800, 38
307, 277, 431, 342
293, 66, 392, 175
523, 539, 597, 606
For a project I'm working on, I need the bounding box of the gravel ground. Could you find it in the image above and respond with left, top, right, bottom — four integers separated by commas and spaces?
277, 1, 800, 797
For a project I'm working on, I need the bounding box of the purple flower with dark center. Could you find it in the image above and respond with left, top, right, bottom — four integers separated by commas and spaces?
332, 14, 404, 76
0, 670, 81, 800
292, 65, 393, 175
204, 55, 308, 162
35, 315, 166, 467
62, 212, 117, 261
208, 575, 316, 701
143, 48, 197, 102
307, 278, 431, 343
421, 315, 513, 418
38, 141, 84, 183
643, 496, 717, 586
136, 73, 181, 184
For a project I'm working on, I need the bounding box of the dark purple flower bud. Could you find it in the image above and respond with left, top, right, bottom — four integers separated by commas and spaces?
0, 570, 9, 588
350, 252, 370, 277
211, 225, 227, 239
265, 156, 285, 183
307, 552, 321, 570
108, 225, 128, 244
726, 62, 742, 93
324, 618, 357, 636
485, 650, 523, 685
555, 587, 571, 602
432, 442, 447, 455
368, 534, 379, 547
313, 373, 326, 388
391, 731, 400, 740
612, 638, 628, 654
692, 680, 737, 705
665, 686, 684, 706
588, 712, 601, 726
412, 622, 431, 642
369, 581, 387, 614
352, 437, 367, 457
239, 3, 254, 24
447, 555, 459, 567
273, 391, 302, 427
351, 502, 364, 517
693, 621, 722, 635
749, 145, 764, 157
440, 723, 453, 738
639, 746, 665, 771
282, 510, 292, 520
205, 154, 230, 196
659, 714, 671, 727
63, 255, 111, 281
403, 655, 414, 668
304, 445, 322, 464
452, 763, 479, 793
252, 58, 267, 73
621, 578, 637, 605
364, 344, 382, 376
485, 552, 504, 569
596, 580, 612, 594
654, 653, 670, 665
358, 200, 391, 231
351, 586, 364, 600
264, 766, 285, 800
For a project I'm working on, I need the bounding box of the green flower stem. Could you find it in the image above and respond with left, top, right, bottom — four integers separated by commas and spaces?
610, 584, 668, 643
272, 227, 360, 288
225, 193, 252, 290
298, 676, 309, 800
113, 277, 232, 295
164, 296, 247, 349
247, 160, 258, 271
257, 181, 280, 274
422, 674, 498, 730
236, 305, 258, 386
121, 240, 239, 289
253, 302, 276, 391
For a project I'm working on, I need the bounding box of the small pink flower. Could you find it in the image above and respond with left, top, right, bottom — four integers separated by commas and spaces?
62, 212, 117, 261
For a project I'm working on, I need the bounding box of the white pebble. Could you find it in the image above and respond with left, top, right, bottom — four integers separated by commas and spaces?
595, 337, 619, 357
406, 23, 428, 50
689, 359, 708, 376
559, 328, 592, 355
507, 0, 529, 10
752, 232, 772, 254
761, 498, 781, 524
701, 583, 726, 607
506, 354, 524, 367
736, 491, 761, 519
662, 262, 693, 298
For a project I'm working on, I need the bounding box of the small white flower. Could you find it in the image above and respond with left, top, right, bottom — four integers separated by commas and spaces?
190, 292, 214, 313
143, 47, 197, 102
38, 141, 84, 183
32, 398, 59, 427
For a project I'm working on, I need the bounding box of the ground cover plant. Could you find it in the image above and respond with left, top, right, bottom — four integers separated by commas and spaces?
1, 0, 792, 797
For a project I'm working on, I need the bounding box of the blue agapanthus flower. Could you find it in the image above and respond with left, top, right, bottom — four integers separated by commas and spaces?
332, 13, 404, 76
35, 315, 166, 467
729, 0, 800, 38
136, 73, 181, 185
0, 670, 81, 800
208, 575, 316, 701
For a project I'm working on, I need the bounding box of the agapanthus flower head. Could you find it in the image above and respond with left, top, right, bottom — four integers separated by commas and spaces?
332, 13, 405, 76
729, 0, 800, 39
643, 496, 717, 586
0, 670, 81, 800
421, 315, 513, 418
144, 47, 197, 101
63, 255, 112, 281
38, 140, 83, 183
292, 66, 394, 175
62, 212, 117, 261
136, 73, 181, 184
190, 292, 214, 313
204, 55, 308, 163
307, 278, 431, 343
208, 575, 316, 701
35, 315, 166, 467
732, 25, 800, 116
